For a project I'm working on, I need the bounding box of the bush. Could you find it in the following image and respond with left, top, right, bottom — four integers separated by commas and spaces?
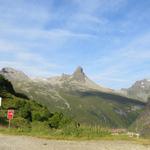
32, 108, 52, 122
0, 109, 8, 126
19, 103, 32, 121
11, 117, 31, 130
48, 112, 64, 129
61, 123, 81, 136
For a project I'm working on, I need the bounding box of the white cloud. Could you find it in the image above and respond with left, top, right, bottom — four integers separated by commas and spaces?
0, 40, 22, 52
89, 32, 150, 89
0, 0, 150, 90
0, 60, 59, 77
0, 0, 50, 28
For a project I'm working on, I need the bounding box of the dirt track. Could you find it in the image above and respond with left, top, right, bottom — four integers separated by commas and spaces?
0, 134, 150, 150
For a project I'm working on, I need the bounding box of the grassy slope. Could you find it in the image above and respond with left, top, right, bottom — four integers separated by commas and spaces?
1, 75, 145, 128
130, 102, 150, 138
41, 89, 145, 128
0, 77, 114, 140
0, 75, 149, 140
0, 75, 71, 131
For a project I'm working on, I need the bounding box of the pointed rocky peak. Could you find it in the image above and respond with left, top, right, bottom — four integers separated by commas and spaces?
130, 79, 150, 89
73, 66, 85, 75
0, 67, 29, 81
72, 66, 86, 82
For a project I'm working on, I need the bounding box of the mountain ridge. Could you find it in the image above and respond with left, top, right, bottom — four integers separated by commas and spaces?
0, 67, 145, 127
1, 66, 112, 93
120, 79, 150, 102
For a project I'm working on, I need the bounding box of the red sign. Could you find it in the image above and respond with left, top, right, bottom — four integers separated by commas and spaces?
7, 110, 14, 120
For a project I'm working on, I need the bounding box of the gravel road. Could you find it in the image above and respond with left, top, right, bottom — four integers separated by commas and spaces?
0, 134, 149, 150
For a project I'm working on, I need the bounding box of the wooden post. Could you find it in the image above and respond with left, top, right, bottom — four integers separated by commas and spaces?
7, 109, 14, 128
8, 119, 11, 128
0, 97, 2, 107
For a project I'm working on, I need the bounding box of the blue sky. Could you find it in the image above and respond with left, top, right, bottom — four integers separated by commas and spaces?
0, 0, 150, 89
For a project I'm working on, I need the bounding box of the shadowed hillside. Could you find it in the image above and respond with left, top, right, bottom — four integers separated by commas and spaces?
0, 75, 73, 130
0, 68, 145, 128
130, 98, 150, 137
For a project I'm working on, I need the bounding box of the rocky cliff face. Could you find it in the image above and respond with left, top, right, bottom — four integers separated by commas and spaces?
0, 67, 29, 81
72, 66, 86, 82
45, 66, 112, 92
0, 75, 15, 95
0, 67, 113, 107
121, 79, 150, 102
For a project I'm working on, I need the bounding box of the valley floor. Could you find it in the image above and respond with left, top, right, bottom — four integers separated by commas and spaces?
0, 134, 149, 150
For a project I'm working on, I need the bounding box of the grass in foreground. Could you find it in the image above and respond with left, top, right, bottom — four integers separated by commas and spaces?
0, 125, 149, 145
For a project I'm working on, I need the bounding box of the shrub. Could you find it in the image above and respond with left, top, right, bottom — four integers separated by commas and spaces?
11, 117, 31, 129
19, 103, 32, 121
48, 112, 64, 129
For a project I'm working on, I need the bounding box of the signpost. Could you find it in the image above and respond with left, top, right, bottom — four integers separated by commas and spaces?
0, 97, 2, 107
7, 109, 14, 128
0, 97, 15, 128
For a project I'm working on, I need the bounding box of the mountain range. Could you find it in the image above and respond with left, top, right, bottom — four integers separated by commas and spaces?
0, 67, 146, 128
120, 79, 150, 102
0, 74, 70, 130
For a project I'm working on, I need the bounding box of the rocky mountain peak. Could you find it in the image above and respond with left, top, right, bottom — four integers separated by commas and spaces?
72, 66, 86, 82
131, 79, 150, 89
73, 66, 85, 75
1, 67, 18, 73
0, 67, 29, 81
120, 78, 150, 102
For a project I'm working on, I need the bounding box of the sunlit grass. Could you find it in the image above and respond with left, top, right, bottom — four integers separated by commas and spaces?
0, 125, 149, 145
